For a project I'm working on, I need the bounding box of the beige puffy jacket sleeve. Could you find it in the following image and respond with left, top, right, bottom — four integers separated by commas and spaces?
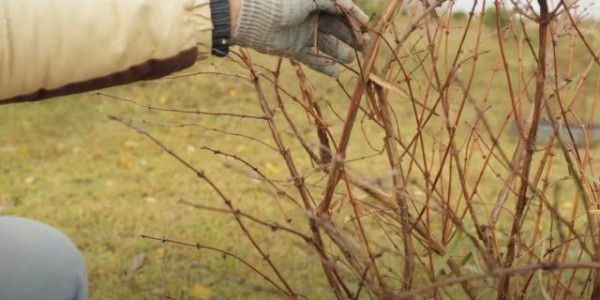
0, 0, 213, 104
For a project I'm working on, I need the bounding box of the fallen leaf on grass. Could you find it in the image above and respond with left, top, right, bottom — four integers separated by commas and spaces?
117, 157, 134, 169
179, 128, 193, 138
265, 163, 282, 176
145, 197, 158, 204
154, 247, 165, 259
188, 284, 212, 299
235, 145, 246, 154
54, 143, 66, 155
129, 252, 147, 273
124, 140, 139, 149
159, 95, 169, 104
228, 88, 238, 97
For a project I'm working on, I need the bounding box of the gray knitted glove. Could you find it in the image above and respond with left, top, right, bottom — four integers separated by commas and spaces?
231, 0, 369, 77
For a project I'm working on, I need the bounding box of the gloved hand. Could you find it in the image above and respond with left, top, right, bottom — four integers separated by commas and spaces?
231, 0, 369, 77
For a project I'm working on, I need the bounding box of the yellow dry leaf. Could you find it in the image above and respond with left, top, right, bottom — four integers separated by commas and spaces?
124, 140, 139, 149
235, 145, 246, 154
117, 157, 134, 169
188, 284, 213, 299
228, 88, 238, 97
179, 128, 193, 138
368, 73, 408, 98
187, 145, 197, 153
265, 163, 282, 175
369, 73, 436, 115
159, 95, 169, 104
154, 247, 165, 259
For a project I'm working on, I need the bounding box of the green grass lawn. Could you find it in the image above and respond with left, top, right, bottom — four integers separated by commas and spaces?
0, 58, 335, 299
1, 16, 600, 299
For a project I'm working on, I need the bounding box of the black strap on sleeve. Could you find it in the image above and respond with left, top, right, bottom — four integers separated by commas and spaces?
210, 0, 231, 57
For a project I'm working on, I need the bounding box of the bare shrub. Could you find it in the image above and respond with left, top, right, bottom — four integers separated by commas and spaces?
108, 0, 600, 298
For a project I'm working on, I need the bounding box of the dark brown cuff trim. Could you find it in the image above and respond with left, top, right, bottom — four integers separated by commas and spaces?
1, 47, 198, 105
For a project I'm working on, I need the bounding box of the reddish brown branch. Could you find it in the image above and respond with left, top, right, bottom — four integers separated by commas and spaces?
139, 234, 290, 296
498, 1, 550, 298
98, 92, 269, 120
395, 262, 600, 299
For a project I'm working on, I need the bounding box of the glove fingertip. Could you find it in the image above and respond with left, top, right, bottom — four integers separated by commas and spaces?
320, 64, 342, 78
339, 50, 355, 64
301, 59, 341, 78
